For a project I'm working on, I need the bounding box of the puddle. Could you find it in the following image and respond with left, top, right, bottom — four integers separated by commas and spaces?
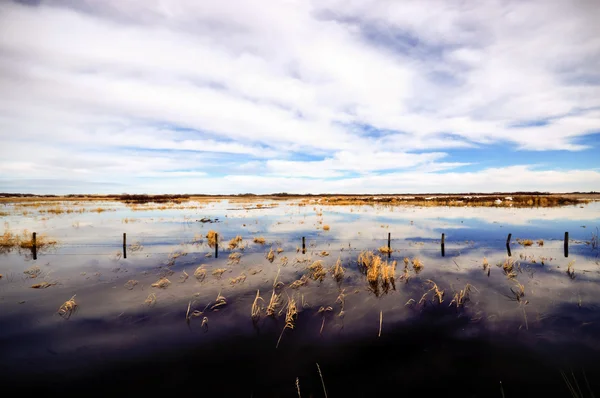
1, 200, 599, 395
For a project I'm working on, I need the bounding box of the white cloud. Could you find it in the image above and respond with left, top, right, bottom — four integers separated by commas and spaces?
0, 0, 598, 193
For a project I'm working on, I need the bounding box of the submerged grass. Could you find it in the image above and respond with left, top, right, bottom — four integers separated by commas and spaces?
332, 257, 345, 282
194, 266, 207, 282
151, 277, 171, 289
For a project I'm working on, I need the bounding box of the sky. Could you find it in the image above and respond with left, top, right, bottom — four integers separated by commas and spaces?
0, 0, 599, 194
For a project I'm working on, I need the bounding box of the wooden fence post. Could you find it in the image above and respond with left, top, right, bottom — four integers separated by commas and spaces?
123, 233, 127, 259
302, 236, 306, 254
215, 233, 219, 258
387, 232, 391, 258
506, 233, 512, 257
32, 232, 37, 260
564, 232, 569, 257
441, 233, 445, 257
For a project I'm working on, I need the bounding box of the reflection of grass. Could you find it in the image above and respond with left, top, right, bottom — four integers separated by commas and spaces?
567, 260, 576, 279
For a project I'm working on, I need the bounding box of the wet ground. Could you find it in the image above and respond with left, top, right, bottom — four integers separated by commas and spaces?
1, 199, 599, 396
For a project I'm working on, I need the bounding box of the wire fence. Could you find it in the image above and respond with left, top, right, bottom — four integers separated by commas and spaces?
15, 229, 591, 260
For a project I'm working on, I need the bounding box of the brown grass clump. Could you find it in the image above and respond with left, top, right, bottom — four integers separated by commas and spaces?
323, 225, 330, 231
449, 284, 477, 308
280, 256, 289, 266
332, 257, 345, 282
230, 273, 247, 285
277, 247, 284, 254
318, 251, 330, 257
253, 236, 266, 245
212, 268, 226, 278
267, 248, 275, 263
537, 239, 544, 247
57, 295, 78, 319
358, 250, 376, 273
419, 280, 444, 304
411, 257, 424, 273
124, 279, 138, 290
151, 277, 171, 288
290, 275, 309, 289
308, 260, 327, 282
18, 231, 58, 250
228, 235, 243, 250
276, 295, 298, 348
228, 252, 242, 265
194, 266, 206, 282
381, 260, 397, 293
206, 230, 219, 248
366, 256, 382, 290
566, 260, 575, 279
251, 290, 264, 323
0, 230, 18, 252
378, 246, 392, 254
145, 293, 157, 306
23, 265, 41, 278
516, 238, 533, 247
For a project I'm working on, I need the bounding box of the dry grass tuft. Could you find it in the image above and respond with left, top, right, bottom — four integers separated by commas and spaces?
502, 257, 518, 279
308, 260, 327, 281
318, 251, 330, 257
419, 280, 444, 304
57, 295, 78, 319
358, 250, 376, 273
267, 248, 275, 263
483, 257, 490, 277
124, 279, 139, 290
228, 235, 243, 250
23, 265, 41, 278
253, 236, 266, 245
381, 260, 397, 293
19, 231, 57, 250
567, 260, 576, 279
206, 230, 219, 248
228, 252, 242, 265
251, 290, 264, 323
280, 256, 289, 266
449, 284, 477, 308
510, 280, 525, 302
277, 295, 298, 348
378, 246, 393, 254
411, 257, 424, 273
277, 247, 284, 254
517, 238, 534, 247
537, 239, 544, 247
210, 291, 227, 311
230, 273, 247, 285
145, 293, 157, 306
178, 269, 189, 283
266, 289, 281, 316
31, 281, 56, 289
332, 257, 345, 282
194, 266, 207, 282
323, 224, 330, 231
151, 277, 171, 288
290, 275, 309, 289
212, 268, 226, 278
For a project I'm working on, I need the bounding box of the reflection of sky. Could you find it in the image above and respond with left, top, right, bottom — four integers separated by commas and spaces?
1, 201, 600, 372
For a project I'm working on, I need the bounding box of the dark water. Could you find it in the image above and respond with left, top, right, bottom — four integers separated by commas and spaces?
0, 200, 599, 396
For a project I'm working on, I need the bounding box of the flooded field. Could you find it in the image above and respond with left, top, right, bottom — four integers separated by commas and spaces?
1, 198, 600, 396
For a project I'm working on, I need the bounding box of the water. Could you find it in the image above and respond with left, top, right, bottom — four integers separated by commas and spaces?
0, 199, 599, 396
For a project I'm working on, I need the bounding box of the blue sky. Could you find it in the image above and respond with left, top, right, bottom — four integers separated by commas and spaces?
0, 0, 599, 194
